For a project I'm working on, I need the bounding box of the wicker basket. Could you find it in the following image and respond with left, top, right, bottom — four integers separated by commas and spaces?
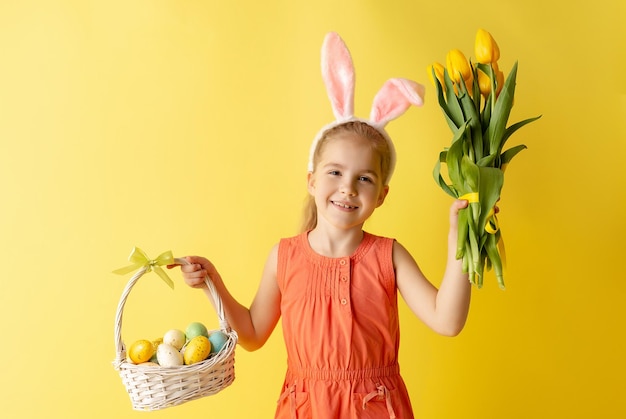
113, 257, 237, 411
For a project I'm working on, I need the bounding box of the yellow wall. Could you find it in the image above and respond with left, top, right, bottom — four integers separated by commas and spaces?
1, 1, 624, 417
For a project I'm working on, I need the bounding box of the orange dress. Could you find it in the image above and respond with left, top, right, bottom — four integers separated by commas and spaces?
275, 231, 414, 419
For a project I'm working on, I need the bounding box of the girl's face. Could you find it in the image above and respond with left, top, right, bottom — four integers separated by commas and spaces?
307, 132, 389, 231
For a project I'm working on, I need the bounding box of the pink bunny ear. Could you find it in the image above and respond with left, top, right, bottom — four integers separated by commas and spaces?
369, 78, 425, 128
321, 32, 355, 121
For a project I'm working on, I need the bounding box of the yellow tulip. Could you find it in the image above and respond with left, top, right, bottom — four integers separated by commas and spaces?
446, 49, 473, 86
475, 28, 500, 64
476, 62, 505, 98
476, 67, 492, 97
427, 62, 445, 88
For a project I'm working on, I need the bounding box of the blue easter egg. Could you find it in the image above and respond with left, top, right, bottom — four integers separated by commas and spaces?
208, 331, 229, 354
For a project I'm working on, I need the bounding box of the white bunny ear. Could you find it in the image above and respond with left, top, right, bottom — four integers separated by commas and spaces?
321, 32, 355, 121
369, 78, 425, 128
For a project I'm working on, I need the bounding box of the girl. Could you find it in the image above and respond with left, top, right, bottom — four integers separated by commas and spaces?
174, 33, 472, 418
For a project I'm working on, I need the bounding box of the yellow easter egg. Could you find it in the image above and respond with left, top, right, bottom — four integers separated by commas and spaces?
183, 335, 211, 365
128, 339, 154, 364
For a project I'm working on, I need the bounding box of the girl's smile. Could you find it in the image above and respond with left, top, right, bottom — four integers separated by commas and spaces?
331, 200, 358, 210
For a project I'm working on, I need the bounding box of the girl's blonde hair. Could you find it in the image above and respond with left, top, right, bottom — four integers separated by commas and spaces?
300, 121, 393, 232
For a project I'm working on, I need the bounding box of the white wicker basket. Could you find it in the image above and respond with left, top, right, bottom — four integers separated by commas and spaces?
113, 257, 237, 411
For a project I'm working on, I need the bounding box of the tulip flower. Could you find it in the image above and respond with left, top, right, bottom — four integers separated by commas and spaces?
427, 62, 445, 88
446, 49, 473, 85
428, 29, 541, 289
475, 28, 500, 64
476, 67, 492, 96
476, 62, 504, 98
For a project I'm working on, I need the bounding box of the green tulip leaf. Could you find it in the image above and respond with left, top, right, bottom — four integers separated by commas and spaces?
500, 115, 542, 151
485, 233, 505, 289
477, 166, 503, 223
476, 153, 498, 167
433, 158, 457, 198
460, 155, 480, 193
445, 128, 468, 190
458, 89, 484, 161
433, 72, 460, 131
500, 144, 527, 166
443, 69, 465, 128
485, 61, 518, 152
481, 93, 493, 128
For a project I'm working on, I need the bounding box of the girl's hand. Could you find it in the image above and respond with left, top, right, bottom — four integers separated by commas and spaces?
167, 256, 215, 289
449, 199, 469, 231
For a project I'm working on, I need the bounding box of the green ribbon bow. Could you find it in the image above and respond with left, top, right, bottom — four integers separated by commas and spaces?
113, 247, 175, 289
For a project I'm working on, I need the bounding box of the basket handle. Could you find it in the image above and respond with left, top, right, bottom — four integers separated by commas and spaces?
113, 257, 231, 368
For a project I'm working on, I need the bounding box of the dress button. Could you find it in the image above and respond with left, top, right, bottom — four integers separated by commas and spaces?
341, 298, 347, 305
341, 276, 348, 282
339, 259, 347, 266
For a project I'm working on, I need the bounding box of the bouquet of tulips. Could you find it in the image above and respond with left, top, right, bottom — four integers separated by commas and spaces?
428, 29, 540, 289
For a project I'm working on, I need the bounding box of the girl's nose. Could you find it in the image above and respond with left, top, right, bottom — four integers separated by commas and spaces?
340, 180, 357, 196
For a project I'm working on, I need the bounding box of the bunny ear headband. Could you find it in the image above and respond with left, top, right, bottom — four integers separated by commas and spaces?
308, 32, 426, 184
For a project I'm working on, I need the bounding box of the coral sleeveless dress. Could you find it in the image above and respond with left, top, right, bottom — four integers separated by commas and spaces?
275, 231, 414, 418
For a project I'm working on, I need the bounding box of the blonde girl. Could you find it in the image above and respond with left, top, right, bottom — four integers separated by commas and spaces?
174, 33, 471, 418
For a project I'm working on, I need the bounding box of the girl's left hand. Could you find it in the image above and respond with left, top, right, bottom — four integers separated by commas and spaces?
449, 199, 469, 230
450, 198, 500, 228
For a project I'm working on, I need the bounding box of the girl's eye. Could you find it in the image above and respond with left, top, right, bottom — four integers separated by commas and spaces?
359, 176, 372, 183
328, 170, 341, 176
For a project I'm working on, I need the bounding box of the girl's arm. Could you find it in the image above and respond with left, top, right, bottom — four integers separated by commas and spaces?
395, 199, 471, 336
177, 244, 282, 351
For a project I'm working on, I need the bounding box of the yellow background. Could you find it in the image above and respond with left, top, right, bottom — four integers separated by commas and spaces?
1, 1, 624, 418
